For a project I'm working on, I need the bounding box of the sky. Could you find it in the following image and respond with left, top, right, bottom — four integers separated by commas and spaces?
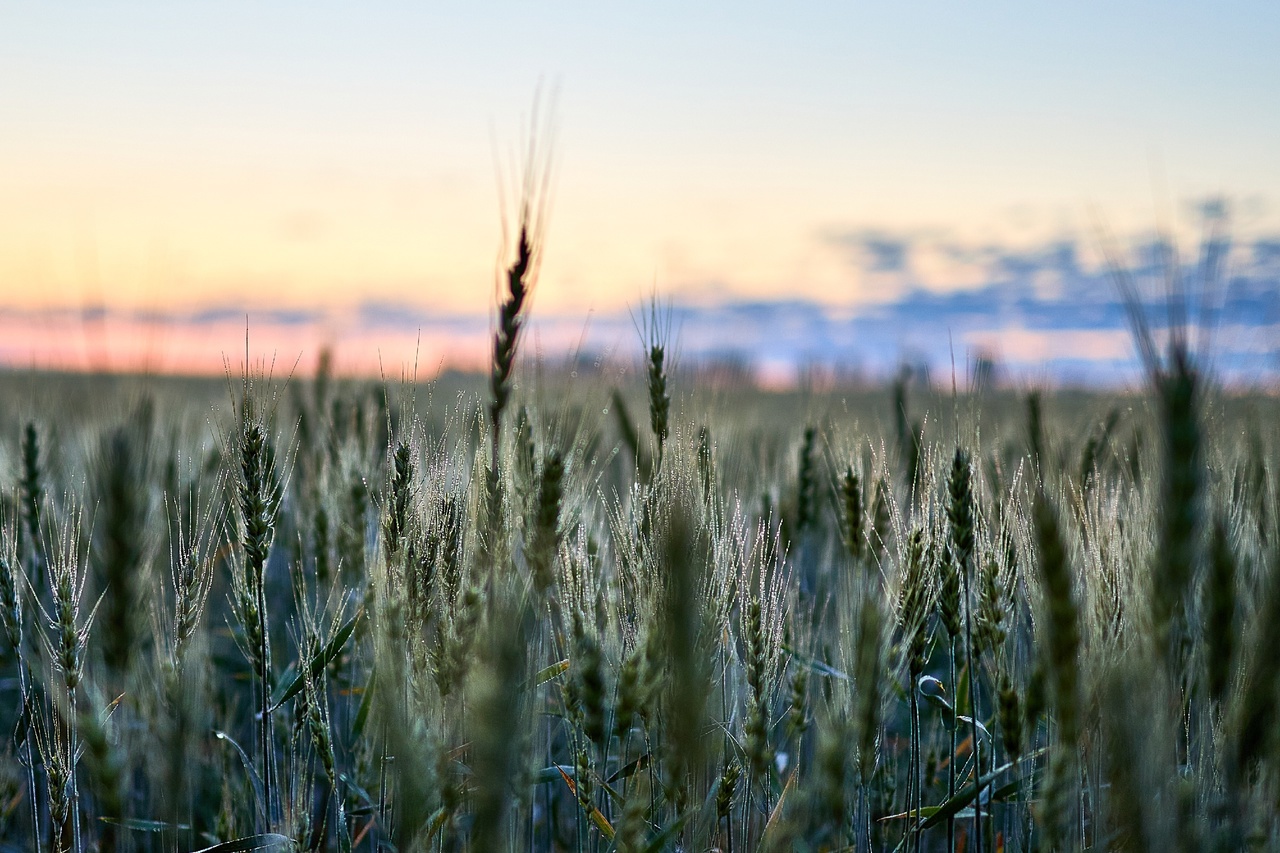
1, 2, 1278, 381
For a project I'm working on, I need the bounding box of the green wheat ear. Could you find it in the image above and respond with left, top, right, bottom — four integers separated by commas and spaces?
19, 422, 44, 585
794, 425, 817, 536
743, 595, 773, 780
528, 449, 564, 595
870, 475, 892, 560
382, 439, 414, 565
1033, 485, 1081, 848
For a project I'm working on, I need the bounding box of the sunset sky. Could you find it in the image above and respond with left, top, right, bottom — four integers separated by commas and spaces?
1, 2, 1278, 379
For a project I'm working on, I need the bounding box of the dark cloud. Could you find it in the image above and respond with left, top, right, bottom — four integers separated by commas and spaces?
938, 242, 1000, 266
988, 241, 1077, 280
188, 306, 248, 326
1253, 238, 1280, 269
824, 229, 911, 273
356, 301, 488, 334
175, 306, 323, 326
1190, 196, 1230, 224
827, 229, 1092, 288
1132, 236, 1177, 277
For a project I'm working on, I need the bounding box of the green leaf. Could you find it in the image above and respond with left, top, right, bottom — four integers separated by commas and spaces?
534, 764, 576, 784
274, 662, 297, 697
598, 777, 626, 806
555, 766, 615, 840
338, 772, 377, 809
351, 667, 375, 740
529, 658, 569, 688
423, 806, 451, 844
607, 752, 651, 784
99, 817, 191, 832
214, 731, 266, 827
955, 661, 970, 720
782, 644, 849, 680
270, 610, 361, 711
987, 778, 1022, 802
192, 833, 292, 853
643, 812, 691, 853
959, 714, 988, 736
919, 761, 1014, 830
12, 701, 29, 750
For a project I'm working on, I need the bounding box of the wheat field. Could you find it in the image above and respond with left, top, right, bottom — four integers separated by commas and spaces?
0, 224, 1276, 853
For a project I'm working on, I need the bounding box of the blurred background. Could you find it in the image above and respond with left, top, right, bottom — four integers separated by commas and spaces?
0, 1, 1277, 387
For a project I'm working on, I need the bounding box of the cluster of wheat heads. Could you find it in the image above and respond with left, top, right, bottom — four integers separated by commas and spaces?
0, 289, 1278, 848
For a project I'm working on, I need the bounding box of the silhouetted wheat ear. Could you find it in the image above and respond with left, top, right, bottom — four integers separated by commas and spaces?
1031, 489, 1082, 845
647, 344, 670, 461
94, 417, 152, 689
655, 499, 711, 791
487, 222, 537, 542
489, 225, 532, 442
1034, 489, 1080, 743
947, 449, 975, 572
937, 545, 961, 641
947, 446, 983, 851
19, 422, 44, 583
468, 591, 530, 852
1205, 513, 1238, 707
795, 426, 817, 535
1151, 346, 1202, 666
842, 466, 863, 561
1026, 391, 1044, 483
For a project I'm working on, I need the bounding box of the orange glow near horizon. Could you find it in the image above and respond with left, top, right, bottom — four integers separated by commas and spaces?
0, 311, 488, 378
2, 170, 1260, 318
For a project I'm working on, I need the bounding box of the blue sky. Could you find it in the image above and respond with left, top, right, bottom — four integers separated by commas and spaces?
0, 2, 1277, 379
